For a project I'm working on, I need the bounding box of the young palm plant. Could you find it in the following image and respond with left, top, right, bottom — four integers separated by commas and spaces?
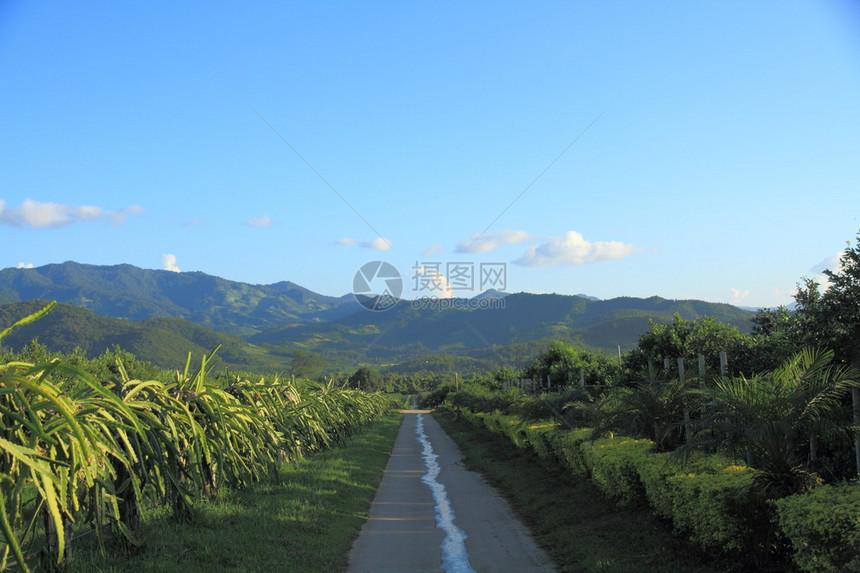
569, 376, 690, 451
685, 348, 860, 497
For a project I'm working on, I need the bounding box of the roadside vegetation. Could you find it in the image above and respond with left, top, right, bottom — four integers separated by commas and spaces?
435, 411, 735, 573
423, 232, 860, 572
67, 411, 402, 572
0, 309, 395, 572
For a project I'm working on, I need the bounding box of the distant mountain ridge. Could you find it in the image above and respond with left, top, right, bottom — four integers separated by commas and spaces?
0, 300, 277, 370
0, 262, 757, 368
250, 292, 754, 359
0, 262, 361, 337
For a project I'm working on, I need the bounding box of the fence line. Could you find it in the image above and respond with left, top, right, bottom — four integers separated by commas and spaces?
500, 352, 735, 393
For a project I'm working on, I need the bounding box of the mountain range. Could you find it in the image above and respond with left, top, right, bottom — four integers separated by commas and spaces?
0, 262, 756, 372
0, 261, 360, 338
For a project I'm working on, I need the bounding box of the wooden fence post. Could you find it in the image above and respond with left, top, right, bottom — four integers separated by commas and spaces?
679, 357, 691, 443
853, 388, 860, 476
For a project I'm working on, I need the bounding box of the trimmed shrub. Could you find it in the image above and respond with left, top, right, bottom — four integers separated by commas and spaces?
523, 422, 560, 463
444, 395, 856, 569
633, 453, 761, 552
465, 412, 531, 449
457, 409, 766, 555
548, 427, 592, 478
481, 412, 505, 436
775, 480, 860, 573
580, 435, 652, 506
500, 415, 530, 449
628, 450, 674, 517
661, 461, 759, 551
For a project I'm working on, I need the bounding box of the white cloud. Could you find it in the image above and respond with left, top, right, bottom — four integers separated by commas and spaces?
162, 254, 181, 273
514, 231, 642, 267
335, 236, 392, 250
247, 214, 273, 228
810, 252, 846, 291
730, 287, 750, 305
456, 229, 532, 254
185, 219, 204, 227
362, 237, 392, 251
0, 199, 142, 228
17, 262, 34, 269
413, 265, 453, 298
810, 253, 846, 275
421, 243, 445, 257
106, 204, 144, 227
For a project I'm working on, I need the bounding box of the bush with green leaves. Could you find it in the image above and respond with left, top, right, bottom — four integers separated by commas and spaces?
452, 408, 771, 561
580, 435, 652, 506
638, 456, 762, 553
447, 384, 519, 414
549, 427, 592, 478
522, 421, 560, 463
774, 480, 860, 572
509, 388, 584, 422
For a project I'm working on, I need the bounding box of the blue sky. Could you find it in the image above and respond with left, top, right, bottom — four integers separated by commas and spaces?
2, 1, 859, 308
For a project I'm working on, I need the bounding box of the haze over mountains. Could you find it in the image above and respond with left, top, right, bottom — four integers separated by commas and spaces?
0, 262, 756, 372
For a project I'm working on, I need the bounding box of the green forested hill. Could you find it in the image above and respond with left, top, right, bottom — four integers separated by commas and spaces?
0, 300, 286, 371
251, 293, 755, 358
0, 262, 360, 337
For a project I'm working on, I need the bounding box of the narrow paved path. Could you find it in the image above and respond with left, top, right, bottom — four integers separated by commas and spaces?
347, 411, 555, 573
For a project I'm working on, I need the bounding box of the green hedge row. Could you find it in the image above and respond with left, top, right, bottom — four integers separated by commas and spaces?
774, 481, 860, 572
455, 409, 860, 571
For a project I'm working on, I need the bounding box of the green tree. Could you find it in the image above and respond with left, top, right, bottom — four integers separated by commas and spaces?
525, 341, 620, 389
17, 338, 52, 363
493, 365, 519, 389
795, 231, 860, 368
731, 306, 802, 375
349, 366, 383, 392
290, 350, 326, 380
626, 314, 745, 377
793, 231, 860, 475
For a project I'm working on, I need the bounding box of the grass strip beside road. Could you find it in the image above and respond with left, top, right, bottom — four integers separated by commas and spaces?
434, 411, 738, 573
70, 410, 403, 573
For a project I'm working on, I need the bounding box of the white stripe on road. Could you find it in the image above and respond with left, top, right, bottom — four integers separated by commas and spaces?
415, 414, 476, 573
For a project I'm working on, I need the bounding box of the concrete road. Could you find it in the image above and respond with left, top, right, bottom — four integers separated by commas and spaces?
347, 411, 556, 573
